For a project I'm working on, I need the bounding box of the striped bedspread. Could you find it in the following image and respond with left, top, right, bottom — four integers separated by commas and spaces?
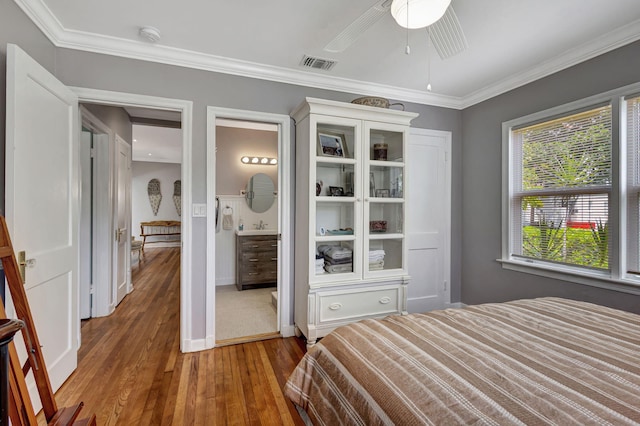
284, 298, 640, 425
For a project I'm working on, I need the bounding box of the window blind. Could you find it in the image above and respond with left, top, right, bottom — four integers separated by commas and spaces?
511, 105, 612, 269
626, 96, 640, 274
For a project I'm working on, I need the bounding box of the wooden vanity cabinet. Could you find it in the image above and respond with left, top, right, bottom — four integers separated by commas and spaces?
235, 234, 278, 290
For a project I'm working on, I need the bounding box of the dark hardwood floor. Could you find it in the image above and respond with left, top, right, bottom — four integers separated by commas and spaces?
50, 247, 307, 425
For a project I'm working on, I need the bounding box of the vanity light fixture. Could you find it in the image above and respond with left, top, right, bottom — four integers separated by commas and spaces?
240, 156, 277, 165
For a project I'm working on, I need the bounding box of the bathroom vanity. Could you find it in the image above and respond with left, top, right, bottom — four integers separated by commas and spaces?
235, 230, 278, 290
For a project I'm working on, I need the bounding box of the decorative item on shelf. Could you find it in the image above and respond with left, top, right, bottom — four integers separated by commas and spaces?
316, 180, 323, 196
375, 189, 390, 198
318, 131, 348, 158
147, 178, 162, 216
327, 228, 354, 235
351, 96, 405, 110
373, 142, 388, 160
370, 172, 376, 197
345, 172, 354, 196
329, 186, 344, 196
370, 220, 388, 233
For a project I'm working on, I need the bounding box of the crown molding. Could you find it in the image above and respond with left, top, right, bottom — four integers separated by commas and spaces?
14, 0, 640, 111
459, 19, 640, 109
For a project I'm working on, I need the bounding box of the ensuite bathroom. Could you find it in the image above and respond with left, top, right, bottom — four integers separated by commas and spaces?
214, 119, 279, 343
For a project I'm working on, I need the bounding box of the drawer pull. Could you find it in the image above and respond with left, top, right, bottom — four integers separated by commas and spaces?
249, 258, 259, 262
271, 257, 277, 261
379, 297, 391, 304
272, 244, 278, 247
328, 302, 342, 311
251, 245, 259, 248
248, 272, 259, 276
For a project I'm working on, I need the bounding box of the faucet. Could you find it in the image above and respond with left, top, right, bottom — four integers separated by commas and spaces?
255, 220, 267, 230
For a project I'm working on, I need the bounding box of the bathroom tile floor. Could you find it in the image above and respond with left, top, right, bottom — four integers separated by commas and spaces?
215, 285, 278, 341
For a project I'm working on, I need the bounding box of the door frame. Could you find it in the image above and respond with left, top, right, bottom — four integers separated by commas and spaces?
73, 87, 196, 352
206, 106, 293, 348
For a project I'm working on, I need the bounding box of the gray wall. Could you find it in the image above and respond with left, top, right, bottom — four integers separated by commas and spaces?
1, 0, 462, 338
461, 40, 640, 313
82, 103, 133, 144
215, 127, 278, 196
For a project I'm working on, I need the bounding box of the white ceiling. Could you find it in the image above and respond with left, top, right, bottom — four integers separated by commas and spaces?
132, 124, 182, 164
16, 0, 640, 108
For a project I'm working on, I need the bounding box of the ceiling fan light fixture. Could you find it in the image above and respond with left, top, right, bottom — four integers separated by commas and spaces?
391, 0, 451, 29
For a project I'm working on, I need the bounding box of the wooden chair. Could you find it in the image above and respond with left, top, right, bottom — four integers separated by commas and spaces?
0, 216, 95, 426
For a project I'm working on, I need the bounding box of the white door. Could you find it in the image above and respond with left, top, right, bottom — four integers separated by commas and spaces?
406, 128, 451, 313
114, 135, 131, 305
79, 129, 93, 319
5, 44, 79, 393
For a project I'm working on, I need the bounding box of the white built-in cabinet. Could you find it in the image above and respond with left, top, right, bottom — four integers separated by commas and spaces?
291, 97, 418, 347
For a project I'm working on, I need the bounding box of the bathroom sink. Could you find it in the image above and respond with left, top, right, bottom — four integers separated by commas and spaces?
235, 229, 277, 236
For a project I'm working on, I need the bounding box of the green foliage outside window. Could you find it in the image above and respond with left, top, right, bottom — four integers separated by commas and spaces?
517, 106, 611, 269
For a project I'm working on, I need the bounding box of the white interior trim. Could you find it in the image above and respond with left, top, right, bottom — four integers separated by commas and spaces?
206, 106, 293, 348
72, 87, 195, 352
15, 0, 640, 110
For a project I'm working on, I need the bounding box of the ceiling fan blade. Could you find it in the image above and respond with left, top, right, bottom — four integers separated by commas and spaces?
324, 0, 393, 53
429, 5, 468, 59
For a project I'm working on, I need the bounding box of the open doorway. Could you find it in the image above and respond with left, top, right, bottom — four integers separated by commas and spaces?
78, 103, 183, 324
206, 107, 292, 347
214, 119, 279, 344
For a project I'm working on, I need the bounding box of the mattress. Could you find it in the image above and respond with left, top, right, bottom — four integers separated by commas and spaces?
285, 298, 640, 425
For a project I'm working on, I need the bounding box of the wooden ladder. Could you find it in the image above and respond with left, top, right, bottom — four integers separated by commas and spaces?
0, 216, 95, 426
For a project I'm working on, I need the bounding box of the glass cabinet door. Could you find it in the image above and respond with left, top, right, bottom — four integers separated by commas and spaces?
364, 123, 407, 277
312, 118, 361, 282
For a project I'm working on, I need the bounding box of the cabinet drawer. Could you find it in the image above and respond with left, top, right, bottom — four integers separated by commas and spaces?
242, 259, 277, 274
242, 268, 277, 284
240, 238, 277, 252
241, 252, 277, 264
318, 287, 400, 323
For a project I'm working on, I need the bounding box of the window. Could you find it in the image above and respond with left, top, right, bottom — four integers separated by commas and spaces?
627, 95, 640, 275
502, 84, 640, 288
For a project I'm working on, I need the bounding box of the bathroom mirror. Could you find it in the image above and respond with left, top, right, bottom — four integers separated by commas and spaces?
245, 173, 275, 213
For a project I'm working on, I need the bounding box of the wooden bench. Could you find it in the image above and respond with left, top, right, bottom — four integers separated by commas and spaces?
140, 220, 180, 250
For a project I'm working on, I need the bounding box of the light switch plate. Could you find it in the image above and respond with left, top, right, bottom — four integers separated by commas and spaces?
192, 203, 207, 217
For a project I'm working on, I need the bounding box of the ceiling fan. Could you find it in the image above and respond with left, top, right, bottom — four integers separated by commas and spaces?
324, 0, 467, 59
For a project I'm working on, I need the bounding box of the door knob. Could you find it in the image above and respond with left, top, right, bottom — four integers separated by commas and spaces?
18, 250, 36, 283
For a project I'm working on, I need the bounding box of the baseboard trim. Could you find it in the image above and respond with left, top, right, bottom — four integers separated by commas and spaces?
447, 302, 467, 309
182, 338, 208, 353
280, 324, 295, 338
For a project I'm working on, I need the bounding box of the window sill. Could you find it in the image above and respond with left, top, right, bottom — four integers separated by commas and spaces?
497, 258, 640, 296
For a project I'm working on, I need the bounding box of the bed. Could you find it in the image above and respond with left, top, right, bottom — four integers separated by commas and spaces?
285, 297, 640, 425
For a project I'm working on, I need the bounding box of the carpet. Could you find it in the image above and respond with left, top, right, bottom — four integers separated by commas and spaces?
215, 285, 277, 341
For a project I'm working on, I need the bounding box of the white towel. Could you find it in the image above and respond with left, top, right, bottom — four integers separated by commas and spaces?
222, 207, 233, 230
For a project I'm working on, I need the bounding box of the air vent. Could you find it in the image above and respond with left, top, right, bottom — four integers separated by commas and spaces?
300, 55, 337, 71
